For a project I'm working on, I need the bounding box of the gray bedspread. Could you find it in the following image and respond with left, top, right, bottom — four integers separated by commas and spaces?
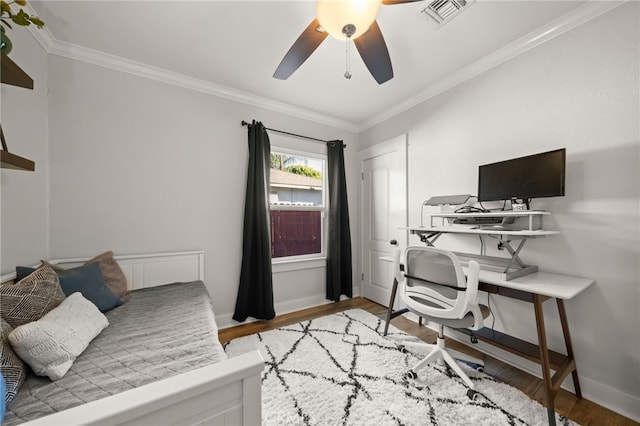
4, 281, 227, 425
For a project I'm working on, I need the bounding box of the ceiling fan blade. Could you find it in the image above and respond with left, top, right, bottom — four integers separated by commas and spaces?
273, 19, 329, 80
354, 21, 394, 85
382, 0, 424, 5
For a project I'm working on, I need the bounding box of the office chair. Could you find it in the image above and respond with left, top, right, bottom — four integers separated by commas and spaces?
393, 246, 487, 400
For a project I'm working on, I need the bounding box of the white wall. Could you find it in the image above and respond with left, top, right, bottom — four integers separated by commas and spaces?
7, 53, 359, 327
359, 3, 639, 420
2, 29, 361, 328
1, 29, 49, 272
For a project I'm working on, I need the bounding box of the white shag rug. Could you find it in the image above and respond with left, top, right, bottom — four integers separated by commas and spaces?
224, 309, 577, 426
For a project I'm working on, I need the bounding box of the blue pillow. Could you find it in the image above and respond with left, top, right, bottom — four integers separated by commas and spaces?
1, 372, 6, 422
15, 266, 35, 282
15, 263, 122, 312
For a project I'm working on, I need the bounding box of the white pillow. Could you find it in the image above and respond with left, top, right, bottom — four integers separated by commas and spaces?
8, 292, 109, 380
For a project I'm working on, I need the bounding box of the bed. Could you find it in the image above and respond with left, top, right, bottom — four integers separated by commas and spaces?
1, 251, 263, 426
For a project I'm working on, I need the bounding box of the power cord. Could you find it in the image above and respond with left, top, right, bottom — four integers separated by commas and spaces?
478, 199, 508, 212
487, 294, 496, 339
454, 205, 487, 213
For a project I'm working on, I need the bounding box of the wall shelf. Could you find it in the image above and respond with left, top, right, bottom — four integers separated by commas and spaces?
1, 52, 36, 171
1, 150, 35, 171
1, 52, 34, 89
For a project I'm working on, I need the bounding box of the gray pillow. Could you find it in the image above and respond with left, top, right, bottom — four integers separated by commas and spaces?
8, 292, 109, 381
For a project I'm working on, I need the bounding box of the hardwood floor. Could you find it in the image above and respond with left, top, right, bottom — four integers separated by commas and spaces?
218, 297, 638, 426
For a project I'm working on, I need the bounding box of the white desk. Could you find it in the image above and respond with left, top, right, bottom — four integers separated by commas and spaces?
383, 256, 594, 426
475, 269, 593, 300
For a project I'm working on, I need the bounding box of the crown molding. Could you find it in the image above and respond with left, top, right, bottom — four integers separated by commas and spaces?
357, 1, 626, 132
26, 22, 359, 134
26, 1, 623, 135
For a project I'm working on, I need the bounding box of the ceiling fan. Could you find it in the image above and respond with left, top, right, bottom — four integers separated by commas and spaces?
273, 0, 425, 85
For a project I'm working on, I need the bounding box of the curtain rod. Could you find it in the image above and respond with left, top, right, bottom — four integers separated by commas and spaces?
241, 120, 345, 147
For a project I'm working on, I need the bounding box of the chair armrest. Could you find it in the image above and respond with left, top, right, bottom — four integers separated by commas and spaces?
466, 260, 480, 305
392, 249, 403, 284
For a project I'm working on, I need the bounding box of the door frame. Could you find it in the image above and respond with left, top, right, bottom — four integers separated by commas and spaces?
358, 134, 408, 307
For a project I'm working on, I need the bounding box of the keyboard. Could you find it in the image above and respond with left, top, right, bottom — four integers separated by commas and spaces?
453, 216, 506, 225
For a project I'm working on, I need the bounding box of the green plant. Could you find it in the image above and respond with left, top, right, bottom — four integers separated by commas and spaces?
285, 165, 322, 179
1, 0, 44, 30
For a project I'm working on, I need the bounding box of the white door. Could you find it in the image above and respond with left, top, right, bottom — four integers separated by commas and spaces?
360, 134, 407, 308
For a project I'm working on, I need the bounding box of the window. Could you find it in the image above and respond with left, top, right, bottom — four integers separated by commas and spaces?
269, 150, 326, 260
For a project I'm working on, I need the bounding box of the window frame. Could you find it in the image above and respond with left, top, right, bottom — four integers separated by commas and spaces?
269, 146, 327, 264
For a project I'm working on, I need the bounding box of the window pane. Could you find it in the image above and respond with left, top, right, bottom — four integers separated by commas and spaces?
269, 151, 325, 259
269, 153, 323, 206
271, 210, 321, 258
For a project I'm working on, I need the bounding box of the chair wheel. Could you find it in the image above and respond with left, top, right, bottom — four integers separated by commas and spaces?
398, 345, 407, 353
467, 389, 479, 400
404, 371, 417, 380
476, 365, 485, 373
470, 335, 478, 344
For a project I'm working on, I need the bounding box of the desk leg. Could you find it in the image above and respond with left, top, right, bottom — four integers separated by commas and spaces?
384, 278, 419, 336
557, 299, 582, 398
533, 294, 556, 426
384, 278, 399, 336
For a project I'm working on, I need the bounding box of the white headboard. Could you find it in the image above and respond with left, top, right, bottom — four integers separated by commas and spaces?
1, 251, 204, 290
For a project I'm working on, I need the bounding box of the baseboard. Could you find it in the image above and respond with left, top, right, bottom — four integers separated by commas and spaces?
577, 376, 640, 423
273, 294, 337, 320
216, 291, 359, 330
406, 313, 640, 422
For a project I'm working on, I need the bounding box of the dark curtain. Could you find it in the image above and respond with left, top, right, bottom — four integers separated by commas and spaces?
326, 140, 352, 302
233, 121, 275, 322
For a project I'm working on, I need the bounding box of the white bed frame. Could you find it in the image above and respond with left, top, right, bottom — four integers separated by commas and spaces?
1, 251, 264, 426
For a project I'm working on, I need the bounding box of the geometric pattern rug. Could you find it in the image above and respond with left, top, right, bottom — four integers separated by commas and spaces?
224, 309, 577, 426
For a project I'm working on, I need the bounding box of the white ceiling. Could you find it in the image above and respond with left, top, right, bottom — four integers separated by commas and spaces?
28, 1, 599, 130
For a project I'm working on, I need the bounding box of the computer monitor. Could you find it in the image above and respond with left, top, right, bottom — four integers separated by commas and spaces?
478, 148, 566, 206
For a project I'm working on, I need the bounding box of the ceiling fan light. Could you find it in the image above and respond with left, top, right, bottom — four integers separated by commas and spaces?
317, 0, 381, 41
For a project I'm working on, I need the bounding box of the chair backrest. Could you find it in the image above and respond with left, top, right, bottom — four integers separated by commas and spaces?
397, 246, 481, 327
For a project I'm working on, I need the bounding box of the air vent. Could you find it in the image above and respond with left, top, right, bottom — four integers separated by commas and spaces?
418, 0, 475, 27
